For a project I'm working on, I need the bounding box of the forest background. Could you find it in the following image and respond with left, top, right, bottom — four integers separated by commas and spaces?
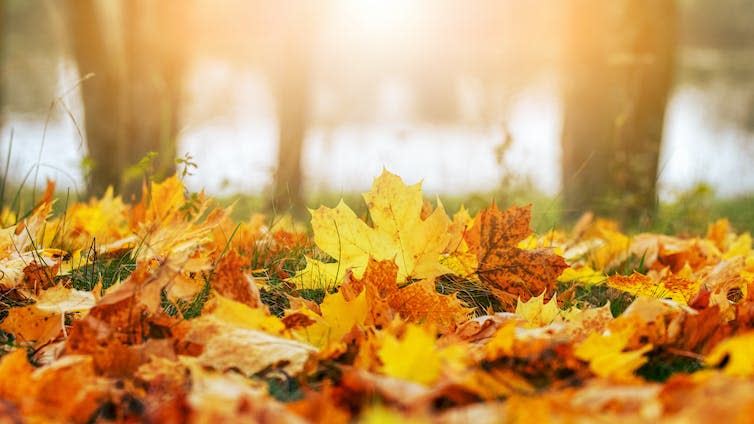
1, 0, 754, 232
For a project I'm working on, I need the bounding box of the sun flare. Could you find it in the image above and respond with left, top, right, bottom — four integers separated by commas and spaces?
337, 0, 420, 41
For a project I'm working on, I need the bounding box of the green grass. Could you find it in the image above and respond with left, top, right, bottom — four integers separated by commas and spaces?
66, 249, 137, 292
4, 177, 752, 238
637, 350, 704, 382
653, 184, 754, 236
221, 186, 562, 234
223, 183, 754, 238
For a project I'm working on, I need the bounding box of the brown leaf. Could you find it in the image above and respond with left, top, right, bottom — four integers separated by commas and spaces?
357, 258, 471, 333
0, 305, 62, 347
212, 251, 261, 308
465, 204, 567, 309
287, 381, 352, 424
21, 262, 59, 295
282, 312, 318, 330
671, 306, 729, 354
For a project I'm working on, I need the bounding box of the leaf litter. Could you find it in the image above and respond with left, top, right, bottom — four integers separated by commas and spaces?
0, 171, 754, 422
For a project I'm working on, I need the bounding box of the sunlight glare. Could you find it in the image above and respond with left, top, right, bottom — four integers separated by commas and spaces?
338, 0, 420, 43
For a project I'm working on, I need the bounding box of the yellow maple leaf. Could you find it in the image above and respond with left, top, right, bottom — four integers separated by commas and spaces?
557, 265, 607, 286
378, 324, 441, 385
587, 346, 653, 380
205, 294, 285, 335
574, 328, 651, 380
484, 320, 517, 361
291, 170, 451, 289
441, 206, 479, 278
706, 332, 754, 377
137, 205, 227, 268
515, 291, 561, 328
723, 233, 752, 259
706, 218, 731, 251
590, 224, 631, 270
608, 272, 700, 304
293, 290, 368, 349
64, 186, 129, 247
139, 175, 187, 224
574, 329, 632, 360
440, 243, 478, 279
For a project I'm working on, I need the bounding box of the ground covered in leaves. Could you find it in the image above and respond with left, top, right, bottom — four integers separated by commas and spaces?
2, 170, 754, 423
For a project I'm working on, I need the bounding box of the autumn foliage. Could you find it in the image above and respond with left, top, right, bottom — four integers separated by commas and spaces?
2, 171, 754, 422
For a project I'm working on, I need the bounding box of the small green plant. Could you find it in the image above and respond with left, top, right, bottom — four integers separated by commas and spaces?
175, 152, 199, 180
122, 151, 159, 188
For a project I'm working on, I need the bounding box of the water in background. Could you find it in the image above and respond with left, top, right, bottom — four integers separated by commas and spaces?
3, 63, 754, 201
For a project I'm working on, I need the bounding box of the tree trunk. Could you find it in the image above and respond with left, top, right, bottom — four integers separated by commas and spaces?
271, 65, 309, 217
613, 0, 677, 226
66, 0, 123, 197
120, 0, 185, 198
561, 0, 677, 226
268, 6, 317, 217
66, 0, 185, 200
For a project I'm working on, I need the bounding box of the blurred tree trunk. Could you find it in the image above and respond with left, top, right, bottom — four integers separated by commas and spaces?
270, 49, 310, 217
561, 0, 677, 226
66, 0, 186, 200
119, 0, 185, 198
268, 6, 318, 217
66, 0, 121, 196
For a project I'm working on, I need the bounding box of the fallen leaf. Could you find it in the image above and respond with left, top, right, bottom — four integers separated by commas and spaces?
515, 291, 561, 328
557, 265, 607, 286
0, 305, 62, 347
465, 203, 567, 308
705, 331, 754, 377
183, 316, 317, 377
574, 328, 651, 380
291, 170, 451, 289
35, 284, 96, 314
64, 186, 129, 247
355, 258, 471, 333
483, 320, 517, 361
211, 250, 262, 308
292, 290, 368, 350
608, 272, 700, 304
204, 293, 285, 335
378, 324, 442, 385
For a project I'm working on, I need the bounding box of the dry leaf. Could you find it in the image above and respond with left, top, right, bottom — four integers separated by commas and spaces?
291, 170, 451, 289
465, 203, 567, 308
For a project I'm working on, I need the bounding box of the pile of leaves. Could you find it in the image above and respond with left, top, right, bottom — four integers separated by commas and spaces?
2, 170, 754, 423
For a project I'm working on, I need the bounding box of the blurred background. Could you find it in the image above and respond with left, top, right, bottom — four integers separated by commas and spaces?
1, 0, 753, 230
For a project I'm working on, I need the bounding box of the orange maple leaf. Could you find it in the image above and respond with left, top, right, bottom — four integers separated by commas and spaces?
346, 258, 471, 333
608, 272, 701, 304
211, 251, 262, 308
464, 204, 567, 309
